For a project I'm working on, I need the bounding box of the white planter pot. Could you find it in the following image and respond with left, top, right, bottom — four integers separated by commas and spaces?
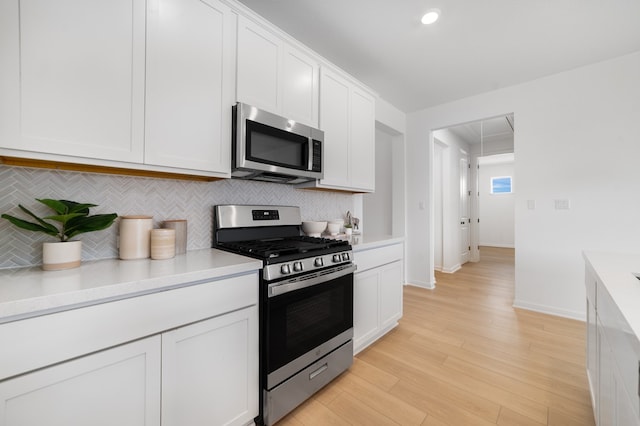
42, 241, 82, 271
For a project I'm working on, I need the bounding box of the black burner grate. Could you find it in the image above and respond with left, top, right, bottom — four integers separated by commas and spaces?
219, 236, 349, 258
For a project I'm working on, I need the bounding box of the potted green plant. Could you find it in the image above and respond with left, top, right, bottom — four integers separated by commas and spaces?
2, 199, 117, 270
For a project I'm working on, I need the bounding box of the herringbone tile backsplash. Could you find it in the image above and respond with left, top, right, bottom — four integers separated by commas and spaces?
0, 165, 354, 269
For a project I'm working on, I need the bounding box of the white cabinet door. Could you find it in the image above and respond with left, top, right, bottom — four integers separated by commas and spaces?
144, 0, 234, 175
349, 87, 376, 192
161, 306, 259, 426
0, 0, 145, 163
282, 45, 319, 127
318, 68, 350, 188
236, 17, 319, 127
311, 66, 375, 192
0, 336, 161, 426
236, 16, 282, 114
353, 260, 403, 354
353, 269, 380, 351
378, 262, 403, 330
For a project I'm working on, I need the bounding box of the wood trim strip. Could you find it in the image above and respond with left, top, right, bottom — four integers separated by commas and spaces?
0, 156, 223, 182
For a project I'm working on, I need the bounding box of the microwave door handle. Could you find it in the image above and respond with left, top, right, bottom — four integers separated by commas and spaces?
308, 137, 313, 171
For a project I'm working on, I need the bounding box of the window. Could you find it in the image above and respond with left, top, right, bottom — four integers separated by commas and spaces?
491, 176, 512, 194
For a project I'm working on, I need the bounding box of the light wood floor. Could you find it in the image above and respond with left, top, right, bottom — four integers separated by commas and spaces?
277, 247, 595, 425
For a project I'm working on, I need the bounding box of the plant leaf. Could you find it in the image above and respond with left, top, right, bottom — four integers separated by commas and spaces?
36, 199, 70, 215
65, 213, 118, 239
1, 214, 60, 237
17, 204, 60, 234
43, 213, 87, 224
60, 200, 96, 215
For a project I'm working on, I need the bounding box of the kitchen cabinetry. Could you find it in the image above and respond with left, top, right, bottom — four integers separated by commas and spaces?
0, 0, 233, 178
161, 306, 258, 426
353, 242, 403, 354
584, 256, 640, 426
144, 0, 235, 174
236, 15, 319, 127
299, 66, 376, 193
0, 0, 146, 163
0, 270, 259, 426
0, 336, 161, 426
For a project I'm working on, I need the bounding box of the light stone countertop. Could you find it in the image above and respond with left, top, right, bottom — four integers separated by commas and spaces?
347, 234, 404, 252
0, 249, 262, 324
583, 251, 640, 339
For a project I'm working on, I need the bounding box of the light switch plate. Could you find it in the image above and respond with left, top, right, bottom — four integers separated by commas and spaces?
554, 199, 570, 210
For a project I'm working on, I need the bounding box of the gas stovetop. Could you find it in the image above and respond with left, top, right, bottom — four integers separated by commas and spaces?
217, 236, 350, 259
213, 205, 354, 281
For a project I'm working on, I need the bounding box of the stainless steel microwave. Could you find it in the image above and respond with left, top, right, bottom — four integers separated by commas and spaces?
232, 102, 323, 184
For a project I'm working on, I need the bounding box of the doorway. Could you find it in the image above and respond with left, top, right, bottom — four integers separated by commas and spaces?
433, 114, 514, 272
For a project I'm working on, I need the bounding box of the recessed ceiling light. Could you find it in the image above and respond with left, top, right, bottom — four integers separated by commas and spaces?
421, 9, 440, 25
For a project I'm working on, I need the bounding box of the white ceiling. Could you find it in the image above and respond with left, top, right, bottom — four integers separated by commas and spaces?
235, 0, 640, 113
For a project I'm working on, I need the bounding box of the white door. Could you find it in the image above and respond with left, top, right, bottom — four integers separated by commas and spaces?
460, 156, 470, 264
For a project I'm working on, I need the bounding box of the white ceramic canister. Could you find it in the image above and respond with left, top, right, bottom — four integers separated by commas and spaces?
162, 219, 187, 255
150, 228, 176, 260
119, 215, 153, 260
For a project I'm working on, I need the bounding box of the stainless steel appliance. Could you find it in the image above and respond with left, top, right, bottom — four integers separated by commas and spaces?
232, 102, 324, 184
213, 205, 355, 426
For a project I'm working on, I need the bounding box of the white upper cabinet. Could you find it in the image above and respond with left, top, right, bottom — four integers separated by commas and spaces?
236, 16, 319, 127
281, 45, 319, 127
349, 87, 376, 190
145, 0, 235, 175
318, 68, 350, 187
300, 66, 375, 192
0, 0, 146, 163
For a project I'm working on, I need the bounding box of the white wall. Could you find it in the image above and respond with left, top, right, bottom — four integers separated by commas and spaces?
364, 128, 393, 236
405, 51, 640, 319
478, 157, 515, 248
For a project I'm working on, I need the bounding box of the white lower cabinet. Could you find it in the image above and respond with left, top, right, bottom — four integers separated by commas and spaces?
353, 246, 403, 354
584, 260, 640, 426
0, 336, 162, 426
0, 273, 259, 426
162, 306, 258, 426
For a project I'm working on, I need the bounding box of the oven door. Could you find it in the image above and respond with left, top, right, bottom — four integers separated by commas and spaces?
264, 263, 355, 389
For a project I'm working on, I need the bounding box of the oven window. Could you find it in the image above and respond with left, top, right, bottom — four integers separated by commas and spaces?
246, 120, 309, 170
266, 274, 353, 374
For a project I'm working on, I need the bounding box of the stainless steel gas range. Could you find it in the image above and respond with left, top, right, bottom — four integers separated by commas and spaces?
213, 205, 355, 425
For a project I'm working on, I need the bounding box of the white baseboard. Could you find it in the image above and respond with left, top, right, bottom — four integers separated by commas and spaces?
406, 281, 435, 290
441, 264, 461, 274
512, 299, 585, 321
479, 243, 515, 249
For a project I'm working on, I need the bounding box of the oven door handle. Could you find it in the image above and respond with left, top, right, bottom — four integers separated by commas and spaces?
268, 263, 357, 297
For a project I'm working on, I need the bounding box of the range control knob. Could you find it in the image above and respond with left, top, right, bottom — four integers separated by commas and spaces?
341, 252, 350, 261
293, 262, 303, 272
280, 264, 291, 275
332, 254, 342, 263
314, 258, 324, 267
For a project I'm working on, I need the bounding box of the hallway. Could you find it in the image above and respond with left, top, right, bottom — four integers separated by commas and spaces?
278, 247, 594, 425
